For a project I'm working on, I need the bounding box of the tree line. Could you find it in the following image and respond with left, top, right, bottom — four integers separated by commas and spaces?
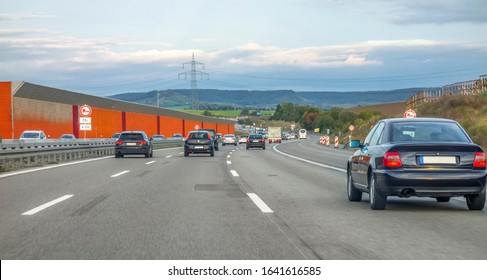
270, 103, 382, 135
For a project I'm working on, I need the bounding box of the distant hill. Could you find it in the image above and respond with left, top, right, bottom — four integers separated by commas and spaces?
108, 88, 428, 110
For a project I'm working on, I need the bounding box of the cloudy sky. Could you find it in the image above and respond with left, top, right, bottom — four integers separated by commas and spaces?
1, 0, 486, 95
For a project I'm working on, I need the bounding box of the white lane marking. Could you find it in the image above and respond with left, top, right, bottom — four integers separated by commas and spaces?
230, 170, 239, 177
273, 145, 346, 173
111, 170, 130, 177
247, 193, 274, 213
145, 161, 156, 165
227, 155, 231, 158
165, 155, 173, 158
22, 195, 73, 215
0, 156, 112, 179
227, 161, 232, 165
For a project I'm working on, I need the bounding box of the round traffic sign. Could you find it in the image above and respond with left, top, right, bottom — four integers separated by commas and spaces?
195, 125, 199, 130
349, 125, 355, 131
79, 104, 92, 117
404, 109, 416, 118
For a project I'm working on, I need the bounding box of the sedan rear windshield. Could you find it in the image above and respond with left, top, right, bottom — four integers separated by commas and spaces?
249, 135, 263, 139
188, 132, 209, 139
391, 122, 470, 143
119, 133, 144, 141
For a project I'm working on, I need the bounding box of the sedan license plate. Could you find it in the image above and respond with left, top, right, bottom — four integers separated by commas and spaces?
126, 143, 137, 146
419, 156, 456, 165
253, 140, 259, 143
194, 146, 204, 149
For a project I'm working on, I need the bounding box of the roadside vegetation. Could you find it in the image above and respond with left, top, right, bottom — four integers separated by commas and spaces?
184, 93, 487, 148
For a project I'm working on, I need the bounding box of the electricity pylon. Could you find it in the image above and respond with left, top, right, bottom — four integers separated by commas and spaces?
178, 53, 209, 110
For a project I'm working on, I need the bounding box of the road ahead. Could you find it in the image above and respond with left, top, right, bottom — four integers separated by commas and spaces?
1, 136, 486, 259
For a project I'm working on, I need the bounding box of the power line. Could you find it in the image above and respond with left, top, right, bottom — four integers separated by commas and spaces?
178, 53, 209, 109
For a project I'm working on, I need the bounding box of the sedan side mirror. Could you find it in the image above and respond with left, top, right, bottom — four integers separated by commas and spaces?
349, 140, 362, 148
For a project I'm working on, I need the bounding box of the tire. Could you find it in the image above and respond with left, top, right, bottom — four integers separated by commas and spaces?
466, 188, 486, 210
246, 146, 249, 150
184, 149, 189, 157
210, 148, 215, 157
436, 197, 450, 202
215, 143, 219, 151
145, 152, 150, 158
222, 143, 226, 146
115, 153, 120, 158
347, 170, 362, 201
263, 145, 265, 150
369, 173, 386, 210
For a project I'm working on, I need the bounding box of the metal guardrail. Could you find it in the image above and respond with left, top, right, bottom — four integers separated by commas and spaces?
0, 139, 184, 171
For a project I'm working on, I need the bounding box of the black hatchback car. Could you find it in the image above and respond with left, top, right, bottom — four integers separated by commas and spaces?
184, 130, 214, 157
115, 131, 153, 158
347, 118, 486, 210
246, 134, 266, 150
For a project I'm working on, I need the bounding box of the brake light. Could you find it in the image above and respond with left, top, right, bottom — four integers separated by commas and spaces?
247, 139, 250, 143
116, 140, 122, 145
383, 151, 402, 168
208, 134, 211, 139
139, 140, 147, 145
473, 152, 486, 169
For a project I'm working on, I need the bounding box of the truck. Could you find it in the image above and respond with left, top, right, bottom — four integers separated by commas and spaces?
267, 127, 282, 143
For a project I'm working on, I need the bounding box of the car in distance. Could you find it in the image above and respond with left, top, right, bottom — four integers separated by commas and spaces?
151, 134, 166, 141
184, 130, 214, 157
246, 134, 265, 150
115, 131, 153, 158
222, 134, 238, 146
19, 130, 47, 140
347, 118, 486, 210
60, 134, 76, 140
199, 128, 219, 151
239, 135, 248, 144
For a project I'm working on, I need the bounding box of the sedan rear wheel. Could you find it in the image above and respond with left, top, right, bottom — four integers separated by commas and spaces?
369, 173, 386, 210
466, 188, 486, 210
347, 170, 362, 201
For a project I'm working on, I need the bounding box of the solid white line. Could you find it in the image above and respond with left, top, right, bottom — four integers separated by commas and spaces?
111, 170, 130, 177
0, 156, 112, 179
227, 161, 232, 165
230, 170, 239, 177
145, 161, 156, 165
273, 145, 346, 173
247, 193, 273, 213
22, 195, 73, 215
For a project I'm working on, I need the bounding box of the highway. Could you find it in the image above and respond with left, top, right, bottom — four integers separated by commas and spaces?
0, 136, 486, 259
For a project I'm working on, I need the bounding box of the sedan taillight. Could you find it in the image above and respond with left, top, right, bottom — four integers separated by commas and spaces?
139, 140, 147, 145
383, 151, 402, 168
473, 152, 486, 169
116, 140, 123, 145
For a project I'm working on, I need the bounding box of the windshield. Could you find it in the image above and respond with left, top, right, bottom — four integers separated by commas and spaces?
391, 122, 470, 143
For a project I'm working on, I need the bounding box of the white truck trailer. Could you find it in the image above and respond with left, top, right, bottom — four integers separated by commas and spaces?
267, 127, 282, 143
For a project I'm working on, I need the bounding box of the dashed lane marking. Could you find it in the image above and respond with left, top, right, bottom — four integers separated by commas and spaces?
22, 195, 73, 215
247, 193, 274, 213
111, 170, 130, 178
230, 170, 239, 177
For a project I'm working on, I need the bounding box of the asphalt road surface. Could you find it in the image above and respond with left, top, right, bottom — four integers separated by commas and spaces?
1, 135, 486, 259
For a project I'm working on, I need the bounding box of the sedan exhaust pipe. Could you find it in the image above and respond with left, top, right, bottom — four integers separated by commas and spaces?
401, 188, 415, 198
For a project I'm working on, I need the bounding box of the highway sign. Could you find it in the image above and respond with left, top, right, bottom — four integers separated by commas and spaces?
79, 117, 91, 124
79, 104, 92, 117
404, 109, 417, 118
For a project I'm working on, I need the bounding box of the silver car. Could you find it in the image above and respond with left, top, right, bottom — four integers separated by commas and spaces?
222, 134, 238, 146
